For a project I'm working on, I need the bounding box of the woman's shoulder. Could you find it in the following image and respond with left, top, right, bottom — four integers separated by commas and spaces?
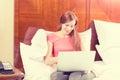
47, 32, 56, 38
47, 32, 59, 42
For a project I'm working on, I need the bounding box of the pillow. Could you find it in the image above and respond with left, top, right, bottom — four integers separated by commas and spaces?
30, 29, 48, 61
96, 44, 120, 65
94, 20, 120, 45
31, 29, 48, 47
79, 28, 91, 51
20, 42, 53, 80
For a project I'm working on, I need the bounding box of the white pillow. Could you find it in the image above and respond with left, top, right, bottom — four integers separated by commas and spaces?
79, 28, 91, 51
30, 29, 48, 61
20, 42, 53, 80
94, 20, 120, 45
96, 44, 120, 65
31, 29, 47, 47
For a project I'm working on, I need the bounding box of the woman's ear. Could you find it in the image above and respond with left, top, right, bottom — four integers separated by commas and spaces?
75, 20, 77, 25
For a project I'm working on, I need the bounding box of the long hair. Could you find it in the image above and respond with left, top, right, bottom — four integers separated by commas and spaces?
58, 11, 81, 51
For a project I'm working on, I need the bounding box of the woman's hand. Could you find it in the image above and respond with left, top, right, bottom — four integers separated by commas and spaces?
51, 63, 57, 71
44, 38, 58, 68
44, 56, 58, 66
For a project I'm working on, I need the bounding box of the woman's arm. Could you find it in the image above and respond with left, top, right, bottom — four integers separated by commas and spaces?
44, 41, 58, 66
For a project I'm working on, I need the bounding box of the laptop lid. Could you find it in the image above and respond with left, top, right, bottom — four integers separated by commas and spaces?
57, 51, 95, 72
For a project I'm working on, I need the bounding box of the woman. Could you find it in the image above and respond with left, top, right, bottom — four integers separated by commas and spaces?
44, 11, 95, 80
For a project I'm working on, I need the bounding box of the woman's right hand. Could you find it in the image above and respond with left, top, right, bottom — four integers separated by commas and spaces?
44, 56, 58, 66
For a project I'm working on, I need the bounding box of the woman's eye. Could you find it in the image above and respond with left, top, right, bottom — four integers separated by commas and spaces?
66, 24, 69, 27
71, 25, 75, 28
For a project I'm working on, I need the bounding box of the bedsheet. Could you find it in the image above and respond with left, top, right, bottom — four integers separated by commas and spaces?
92, 61, 120, 80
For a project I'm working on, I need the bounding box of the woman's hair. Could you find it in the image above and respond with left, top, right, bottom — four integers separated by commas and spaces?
58, 11, 81, 51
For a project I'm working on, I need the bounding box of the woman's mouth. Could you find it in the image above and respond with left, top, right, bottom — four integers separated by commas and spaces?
65, 30, 71, 34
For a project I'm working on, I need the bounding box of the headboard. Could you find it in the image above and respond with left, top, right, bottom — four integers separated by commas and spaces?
90, 21, 102, 61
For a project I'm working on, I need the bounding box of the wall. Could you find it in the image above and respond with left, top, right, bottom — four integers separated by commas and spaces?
0, 0, 14, 65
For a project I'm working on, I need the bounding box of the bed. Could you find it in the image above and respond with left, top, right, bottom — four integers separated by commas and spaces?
19, 19, 120, 80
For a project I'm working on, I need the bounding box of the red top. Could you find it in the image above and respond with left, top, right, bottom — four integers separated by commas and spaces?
47, 33, 75, 57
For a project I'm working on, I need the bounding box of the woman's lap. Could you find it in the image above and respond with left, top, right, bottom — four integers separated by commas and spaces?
69, 71, 84, 80
69, 71, 95, 80
50, 71, 96, 80
50, 71, 69, 80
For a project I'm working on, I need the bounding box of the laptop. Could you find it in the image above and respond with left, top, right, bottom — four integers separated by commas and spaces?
57, 51, 95, 72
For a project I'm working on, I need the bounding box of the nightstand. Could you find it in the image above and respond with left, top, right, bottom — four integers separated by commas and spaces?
0, 67, 24, 80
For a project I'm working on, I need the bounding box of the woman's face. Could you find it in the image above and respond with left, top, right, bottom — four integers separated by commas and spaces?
62, 20, 76, 35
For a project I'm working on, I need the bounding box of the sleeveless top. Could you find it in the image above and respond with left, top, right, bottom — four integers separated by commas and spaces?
47, 33, 75, 57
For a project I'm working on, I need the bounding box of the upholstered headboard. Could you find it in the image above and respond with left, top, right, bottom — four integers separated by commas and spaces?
22, 27, 39, 45
90, 21, 102, 61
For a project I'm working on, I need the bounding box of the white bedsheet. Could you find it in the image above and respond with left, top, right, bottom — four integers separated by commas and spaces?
92, 61, 120, 80
23, 60, 53, 80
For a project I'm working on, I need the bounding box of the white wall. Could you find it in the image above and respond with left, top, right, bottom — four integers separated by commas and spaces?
0, 0, 14, 65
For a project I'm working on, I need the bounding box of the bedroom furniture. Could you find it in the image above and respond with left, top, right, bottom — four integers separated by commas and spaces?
0, 67, 24, 80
